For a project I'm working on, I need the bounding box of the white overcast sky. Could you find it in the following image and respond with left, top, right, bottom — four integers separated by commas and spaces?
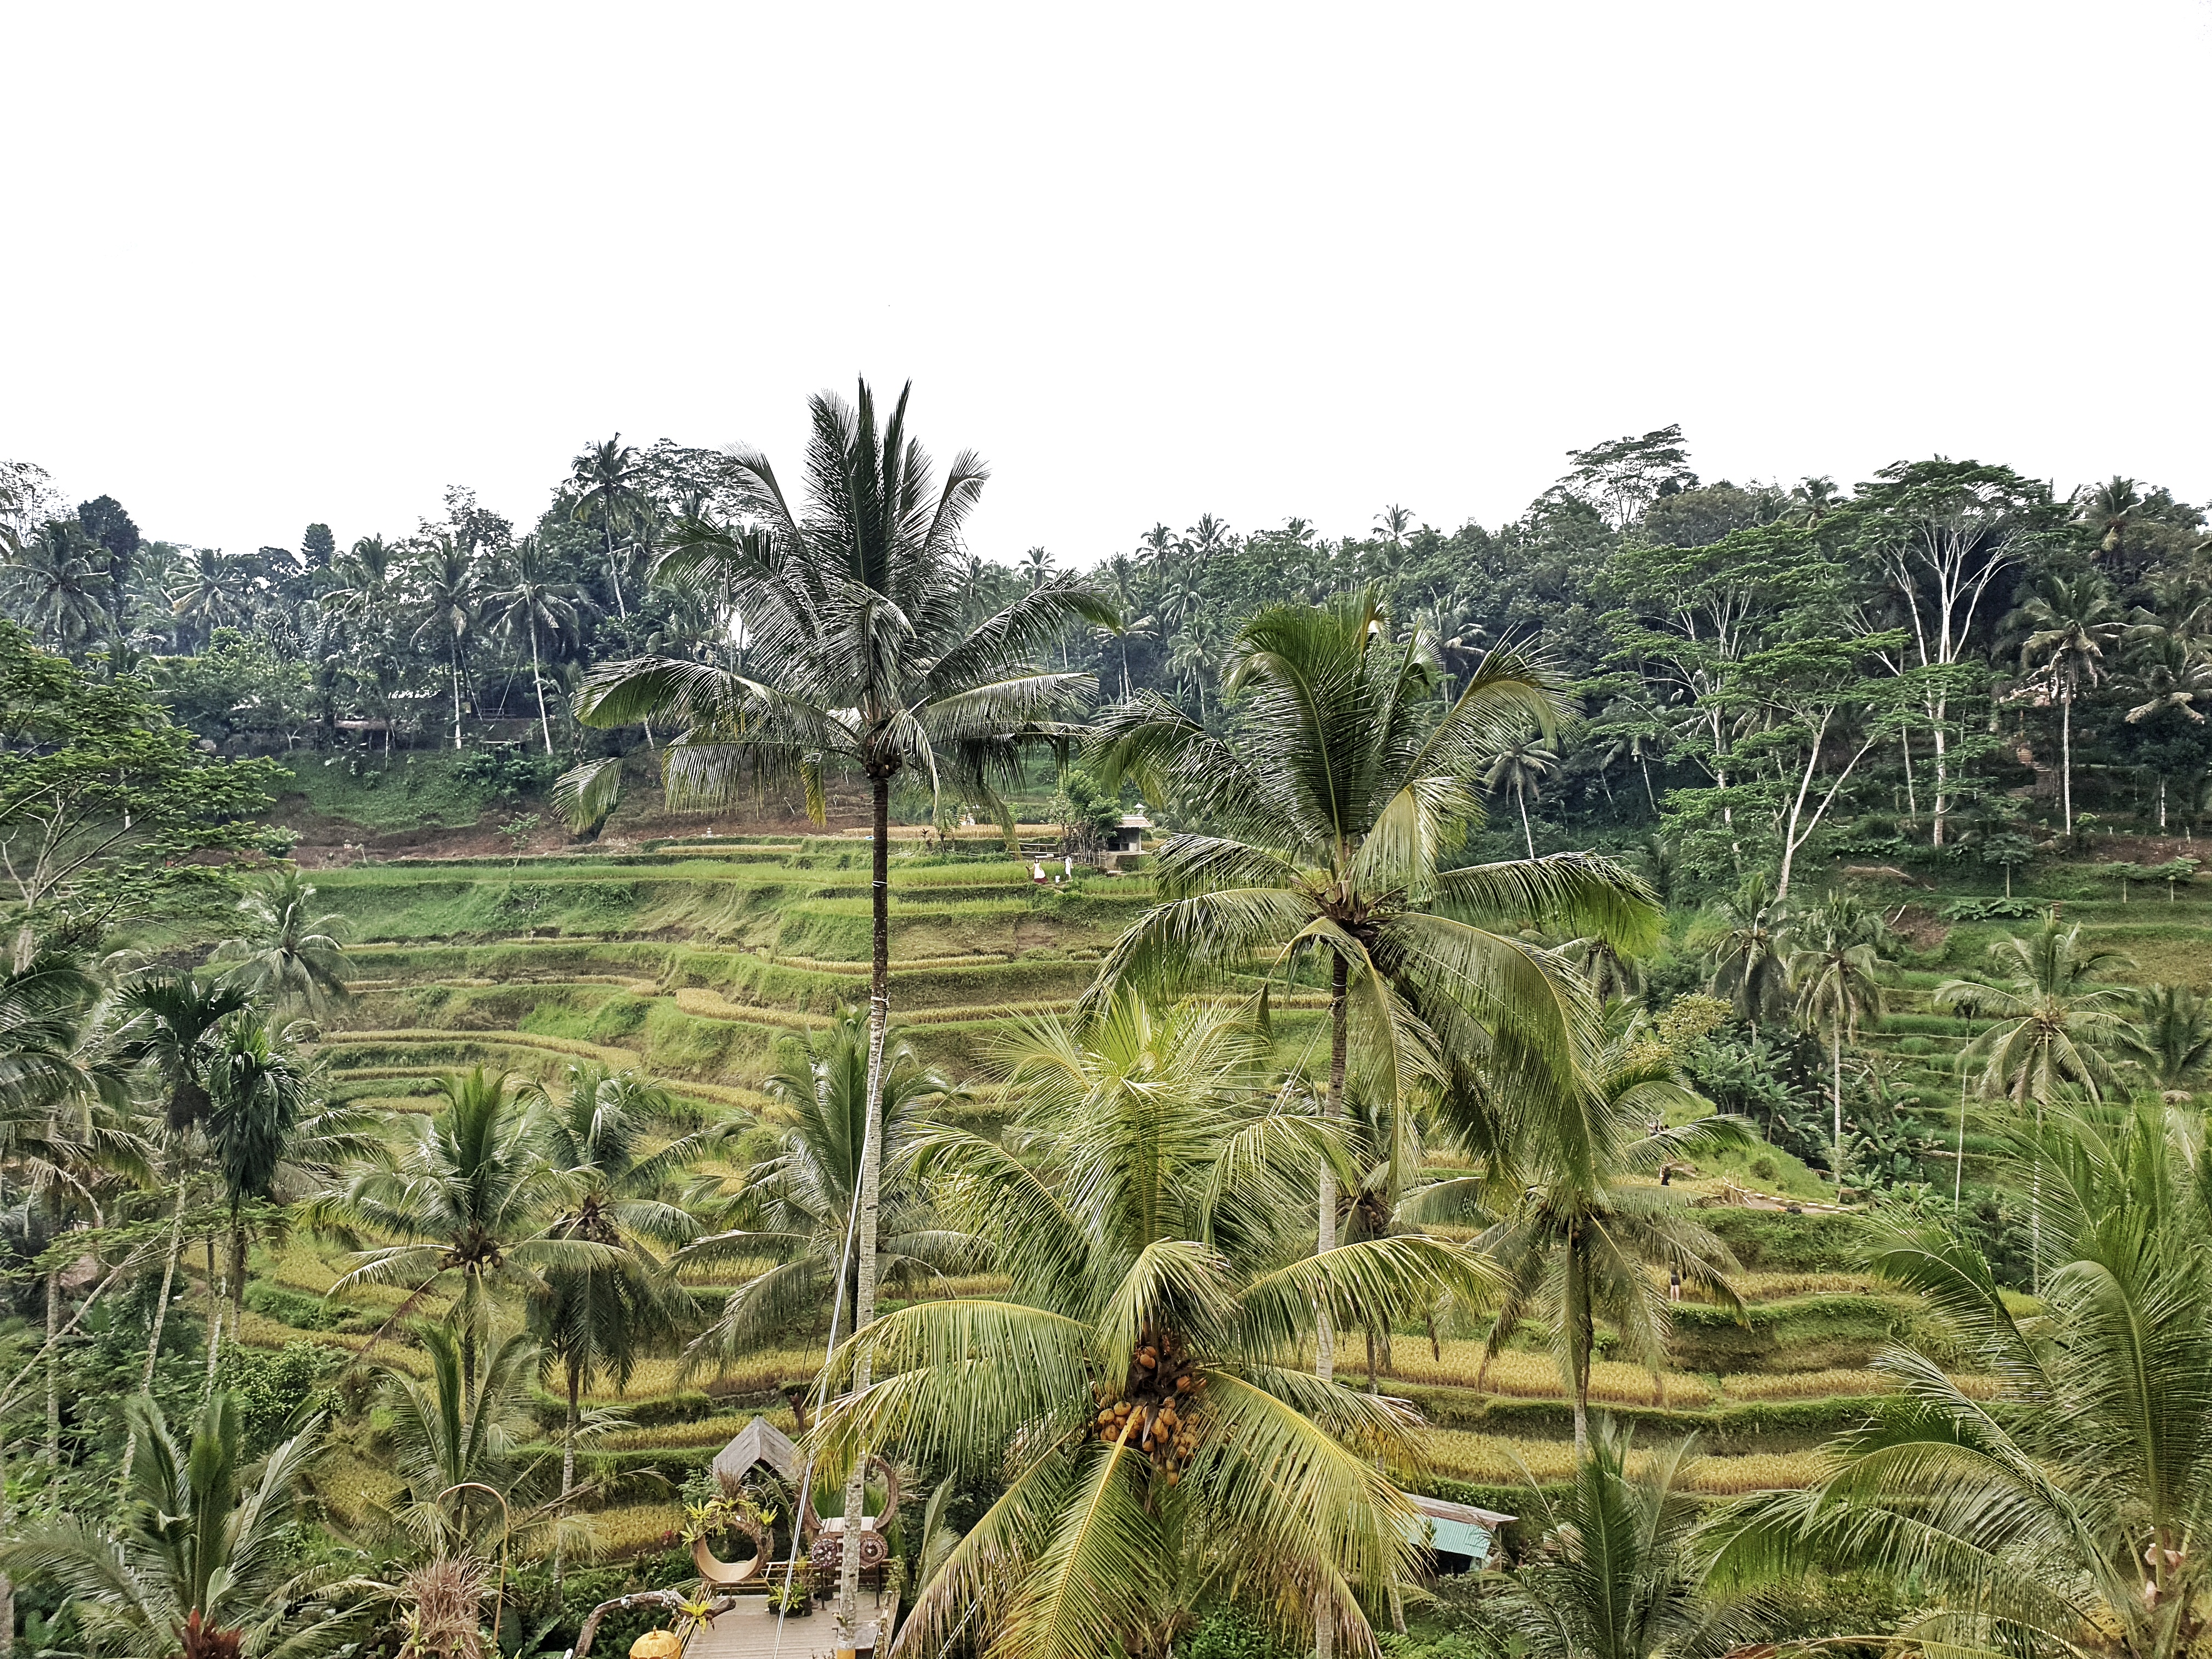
7, 2, 2210, 567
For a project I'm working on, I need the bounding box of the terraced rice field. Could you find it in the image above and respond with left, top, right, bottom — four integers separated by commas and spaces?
231, 835, 2201, 1550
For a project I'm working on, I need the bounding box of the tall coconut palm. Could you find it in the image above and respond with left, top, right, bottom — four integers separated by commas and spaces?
677, 1013, 966, 1368
1488, 1423, 1753, 1659
2076, 473, 2146, 562
1089, 592, 1657, 1389
2120, 983, 2212, 1096
2012, 572, 2122, 838
408, 533, 479, 750
3, 520, 114, 659
820, 995, 1491, 1659
1784, 891, 1898, 1193
0, 1391, 353, 1659
1938, 919, 2134, 1110
1484, 732, 1561, 859
204, 1012, 374, 1326
1710, 1102, 2212, 1659
569, 436, 648, 622
170, 549, 251, 650
1691, 872, 1790, 1042
209, 868, 354, 1010
1475, 1032, 1743, 1455
556, 380, 1111, 1634
319, 1067, 613, 1390
522, 1062, 715, 1508
1938, 918, 2134, 1286
486, 537, 589, 754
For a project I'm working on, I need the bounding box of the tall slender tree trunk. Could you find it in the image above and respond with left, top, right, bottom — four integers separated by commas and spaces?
1317, 953, 1347, 1384
556, 1359, 580, 1587
1900, 725, 1918, 826
203, 1234, 223, 1400
2059, 690, 2073, 839
604, 525, 627, 621
1568, 1240, 1591, 1460
121, 1180, 189, 1485
532, 625, 554, 755
1831, 1024, 1845, 1197
1639, 755, 1657, 814
1517, 792, 1536, 860
230, 1207, 247, 1321
1315, 952, 1348, 1659
839, 772, 893, 1648
42, 1260, 59, 1466
452, 641, 465, 751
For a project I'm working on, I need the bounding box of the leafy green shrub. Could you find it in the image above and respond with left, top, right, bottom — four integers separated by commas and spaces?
1184, 1607, 1300, 1659
451, 742, 560, 800
1938, 896, 2044, 922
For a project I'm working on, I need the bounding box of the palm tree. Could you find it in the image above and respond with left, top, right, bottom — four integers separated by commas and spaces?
1691, 872, 1790, 1042
486, 536, 589, 754
1711, 1103, 2212, 1659
556, 382, 1108, 1579
3, 521, 113, 658
2119, 983, 2212, 1097
522, 1062, 715, 1508
1488, 1423, 1752, 1659
204, 1012, 373, 1325
820, 995, 1489, 1659
170, 548, 251, 649
0, 1390, 353, 1659
2076, 473, 2145, 562
0, 949, 138, 1465
2121, 633, 2212, 827
1939, 919, 2133, 1109
2012, 572, 2122, 838
409, 533, 479, 749
1784, 891, 1897, 1193
117, 973, 257, 1133
678, 1012, 966, 1367
1018, 544, 1057, 589
1484, 732, 1561, 858
570, 436, 647, 621
321, 1067, 612, 1389
377, 1323, 588, 1571
1476, 1031, 1743, 1455
209, 868, 353, 1009
1938, 918, 2134, 1286
1090, 592, 1656, 1395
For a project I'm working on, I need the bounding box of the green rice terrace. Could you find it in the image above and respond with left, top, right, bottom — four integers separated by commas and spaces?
230, 778, 2212, 1564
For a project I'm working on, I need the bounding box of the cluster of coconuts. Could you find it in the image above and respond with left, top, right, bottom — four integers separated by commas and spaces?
1091, 1325, 1208, 1483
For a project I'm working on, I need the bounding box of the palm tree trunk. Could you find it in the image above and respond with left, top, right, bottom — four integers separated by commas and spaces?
1317, 953, 1347, 1385
604, 524, 627, 621
839, 772, 894, 1646
2060, 689, 2073, 840
1639, 755, 1657, 814
1568, 1235, 1591, 1460
43, 1262, 59, 1466
1517, 791, 1536, 860
0, 1436, 12, 1659
1831, 1024, 1845, 1197
557, 1359, 580, 1587
230, 1205, 247, 1322
203, 1233, 223, 1400
1314, 951, 1348, 1659
531, 624, 554, 755
452, 640, 465, 750
121, 1180, 189, 1484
